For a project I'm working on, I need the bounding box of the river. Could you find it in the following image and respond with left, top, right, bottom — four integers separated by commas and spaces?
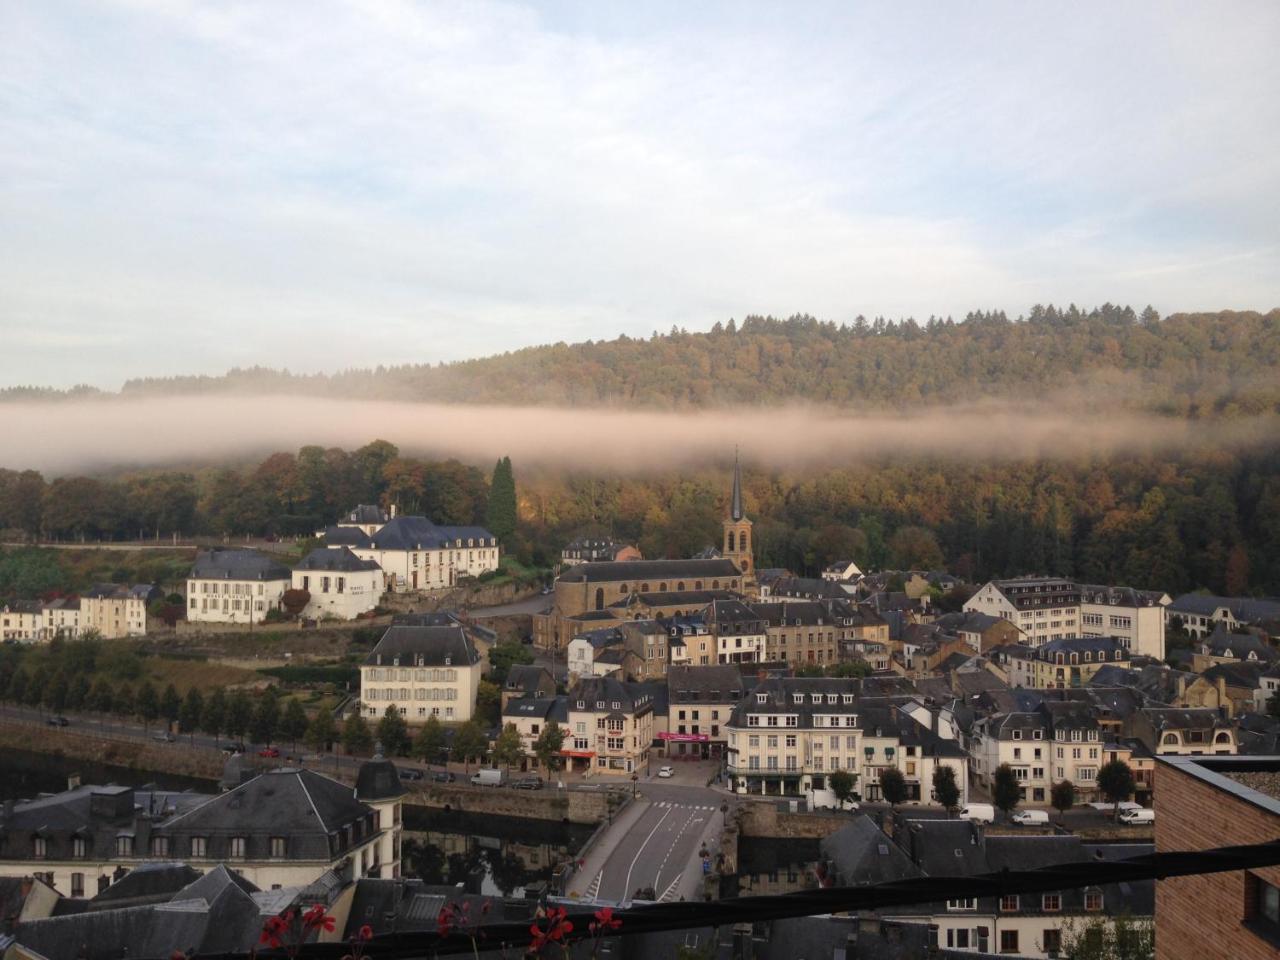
0, 747, 217, 801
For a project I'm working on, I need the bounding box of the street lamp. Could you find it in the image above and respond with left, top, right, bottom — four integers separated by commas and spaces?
631, 773, 639, 798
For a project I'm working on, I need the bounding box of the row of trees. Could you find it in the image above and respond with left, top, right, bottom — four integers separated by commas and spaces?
357, 706, 566, 773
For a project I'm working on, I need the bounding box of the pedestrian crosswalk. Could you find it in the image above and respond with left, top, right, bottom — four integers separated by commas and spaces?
584, 872, 602, 900
654, 801, 719, 811
658, 877, 682, 903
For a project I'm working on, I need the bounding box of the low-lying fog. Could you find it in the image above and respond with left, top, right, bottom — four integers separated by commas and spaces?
2, 397, 1276, 476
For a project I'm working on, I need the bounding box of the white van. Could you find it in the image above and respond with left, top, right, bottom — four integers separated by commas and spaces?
1012, 809, 1050, 825
959, 803, 995, 824
470, 768, 505, 787
1119, 807, 1155, 825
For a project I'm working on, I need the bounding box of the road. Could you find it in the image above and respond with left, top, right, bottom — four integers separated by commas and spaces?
466, 593, 551, 618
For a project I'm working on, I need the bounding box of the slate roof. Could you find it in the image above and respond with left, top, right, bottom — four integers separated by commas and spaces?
766, 576, 850, 600
503, 697, 561, 722
190, 549, 291, 581
81, 583, 154, 601
365, 625, 481, 667
87, 862, 201, 908
558, 558, 741, 584
503, 665, 554, 695
326, 516, 497, 551
667, 665, 748, 703
612, 589, 741, 609
354, 758, 407, 801
1170, 593, 1280, 623
819, 816, 922, 886
294, 546, 381, 572
342, 504, 389, 525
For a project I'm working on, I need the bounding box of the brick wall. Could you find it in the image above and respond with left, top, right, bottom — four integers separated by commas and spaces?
1154, 762, 1280, 960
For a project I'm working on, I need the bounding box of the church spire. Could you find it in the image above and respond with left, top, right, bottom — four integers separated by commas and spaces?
731, 448, 743, 521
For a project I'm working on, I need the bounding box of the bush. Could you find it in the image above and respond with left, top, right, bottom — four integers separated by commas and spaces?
262, 608, 290, 624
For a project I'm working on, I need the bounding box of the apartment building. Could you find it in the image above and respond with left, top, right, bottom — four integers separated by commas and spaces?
1078, 584, 1169, 660
664, 664, 749, 759
79, 584, 151, 638
752, 601, 840, 666
1031, 636, 1131, 689
969, 700, 1105, 803
359, 624, 484, 723
1125, 707, 1239, 756
1167, 593, 1280, 641
186, 549, 292, 624
725, 678, 967, 807
0, 601, 41, 642
563, 677, 655, 775
964, 577, 1081, 646
291, 546, 383, 620
0, 763, 403, 897
705, 598, 767, 665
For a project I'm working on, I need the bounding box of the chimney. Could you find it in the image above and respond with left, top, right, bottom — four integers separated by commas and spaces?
1176, 676, 1186, 701
1217, 676, 1230, 715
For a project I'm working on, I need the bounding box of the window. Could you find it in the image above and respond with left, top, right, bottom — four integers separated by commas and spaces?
1254, 873, 1280, 931
1042, 893, 1061, 912
116, 836, 133, 857
270, 836, 287, 858
150, 836, 169, 857
191, 836, 207, 858
73, 836, 87, 859
1000, 929, 1019, 953
999, 894, 1019, 912
71, 872, 84, 897
1043, 929, 1062, 954
946, 898, 977, 911
230, 836, 247, 858
1085, 890, 1103, 911
33, 837, 47, 859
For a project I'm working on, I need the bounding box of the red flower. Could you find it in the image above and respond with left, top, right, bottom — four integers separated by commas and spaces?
356, 924, 374, 942
590, 906, 622, 933
302, 903, 337, 932
437, 902, 457, 937
260, 914, 289, 948
530, 907, 574, 952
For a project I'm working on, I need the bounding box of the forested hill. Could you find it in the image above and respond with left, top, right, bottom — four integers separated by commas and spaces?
7, 305, 1280, 414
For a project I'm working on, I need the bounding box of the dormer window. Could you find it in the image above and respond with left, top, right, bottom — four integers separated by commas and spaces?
794, 694, 804, 704
444, 657, 451, 666
577, 700, 585, 709
757, 694, 768, 704
842, 694, 854, 704
596, 701, 605, 708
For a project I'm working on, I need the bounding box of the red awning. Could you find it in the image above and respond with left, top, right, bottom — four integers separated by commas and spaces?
559, 749, 596, 759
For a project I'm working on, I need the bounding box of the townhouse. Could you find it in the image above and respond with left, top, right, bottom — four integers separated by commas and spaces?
1125, 707, 1239, 756
79, 584, 152, 638
664, 664, 749, 759
562, 676, 655, 775
752, 601, 841, 666
1030, 635, 1131, 689
0, 601, 41, 642
359, 624, 484, 724
325, 515, 499, 591
969, 699, 1106, 803
705, 598, 767, 665
1167, 592, 1280, 641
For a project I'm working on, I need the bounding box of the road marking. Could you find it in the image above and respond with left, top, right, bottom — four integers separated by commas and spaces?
659, 876, 682, 902
652, 807, 699, 895
585, 872, 601, 900
621, 805, 675, 901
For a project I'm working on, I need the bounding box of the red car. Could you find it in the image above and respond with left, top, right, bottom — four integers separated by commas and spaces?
258, 747, 280, 758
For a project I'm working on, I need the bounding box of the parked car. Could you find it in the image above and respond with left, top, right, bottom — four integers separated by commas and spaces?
399, 768, 425, 781
221, 744, 243, 755
471, 768, 505, 787
513, 775, 544, 791
1012, 809, 1050, 825
1119, 807, 1155, 825
258, 747, 280, 758
45, 716, 69, 727
657, 765, 674, 779
152, 732, 175, 743
959, 803, 995, 824
432, 771, 456, 783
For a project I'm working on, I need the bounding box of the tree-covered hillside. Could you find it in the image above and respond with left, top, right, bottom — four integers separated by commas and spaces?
6, 305, 1278, 415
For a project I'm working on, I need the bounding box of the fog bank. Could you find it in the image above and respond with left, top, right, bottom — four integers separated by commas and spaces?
1, 397, 1274, 475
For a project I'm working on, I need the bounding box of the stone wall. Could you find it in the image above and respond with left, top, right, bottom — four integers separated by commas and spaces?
737, 801, 852, 839
400, 781, 617, 825
0, 719, 225, 781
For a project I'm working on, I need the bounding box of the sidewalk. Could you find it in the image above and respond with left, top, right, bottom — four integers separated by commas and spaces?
562, 795, 651, 900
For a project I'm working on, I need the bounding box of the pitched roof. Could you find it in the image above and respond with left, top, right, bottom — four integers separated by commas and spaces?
326, 516, 497, 551
294, 546, 381, 573
820, 816, 922, 886
558, 558, 741, 584
163, 768, 368, 838
364, 625, 481, 667
191, 549, 291, 581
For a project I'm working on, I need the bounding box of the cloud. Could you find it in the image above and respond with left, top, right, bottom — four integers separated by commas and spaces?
3, 396, 1275, 477
1, 1, 1278, 388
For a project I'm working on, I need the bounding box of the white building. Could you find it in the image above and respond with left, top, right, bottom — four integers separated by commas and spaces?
292, 547, 383, 620
1, 602, 41, 642
79, 584, 151, 638
186, 549, 292, 624
40, 597, 81, 640
965, 577, 1167, 656
821, 560, 863, 583
360, 624, 484, 724
323, 515, 500, 591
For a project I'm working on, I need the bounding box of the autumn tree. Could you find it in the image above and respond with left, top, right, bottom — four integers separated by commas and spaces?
533, 720, 565, 775
492, 723, 525, 771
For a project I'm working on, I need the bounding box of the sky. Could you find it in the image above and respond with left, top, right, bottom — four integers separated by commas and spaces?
2, 1, 1278, 389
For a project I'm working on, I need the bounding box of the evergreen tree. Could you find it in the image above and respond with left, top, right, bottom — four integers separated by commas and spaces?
136, 681, 159, 730
413, 714, 447, 767
306, 708, 337, 753
376, 705, 411, 757
252, 687, 281, 746
160, 683, 182, 726
342, 711, 374, 757
202, 688, 227, 742
179, 688, 204, 743
226, 690, 253, 745
492, 723, 524, 770
281, 699, 309, 750
486, 456, 517, 543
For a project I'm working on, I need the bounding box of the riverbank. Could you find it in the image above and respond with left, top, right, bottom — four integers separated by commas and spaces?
0, 719, 226, 780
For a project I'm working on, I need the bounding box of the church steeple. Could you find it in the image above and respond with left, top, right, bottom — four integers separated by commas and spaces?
731, 447, 744, 521
723, 449, 753, 580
